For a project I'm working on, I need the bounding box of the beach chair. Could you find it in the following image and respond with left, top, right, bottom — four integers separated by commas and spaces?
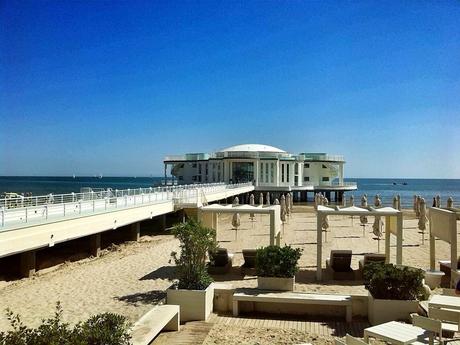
358, 253, 386, 271
428, 306, 460, 336
335, 335, 368, 345
411, 314, 443, 344
357, 253, 386, 279
326, 250, 354, 280
208, 248, 233, 274
241, 249, 257, 275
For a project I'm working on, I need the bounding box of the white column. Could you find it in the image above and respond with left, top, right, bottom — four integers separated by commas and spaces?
276, 160, 280, 187
339, 164, 344, 185
254, 159, 259, 187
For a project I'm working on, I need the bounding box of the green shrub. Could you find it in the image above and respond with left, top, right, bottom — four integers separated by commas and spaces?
0, 302, 131, 345
364, 262, 428, 300
170, 219, 217, 290
255, 245, 302, 278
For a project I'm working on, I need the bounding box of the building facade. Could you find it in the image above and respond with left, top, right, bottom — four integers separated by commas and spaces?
163, 144, 357, 202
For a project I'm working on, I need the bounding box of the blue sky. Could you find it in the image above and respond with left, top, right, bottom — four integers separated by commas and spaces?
1, 1, 459, 178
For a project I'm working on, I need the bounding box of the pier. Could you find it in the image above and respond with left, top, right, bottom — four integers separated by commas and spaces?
0, 182, 254, 277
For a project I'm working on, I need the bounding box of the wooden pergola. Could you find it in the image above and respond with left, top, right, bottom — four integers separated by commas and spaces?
429, 207, 460, 287
199, 204, 281, 246
316, 205, 403, 281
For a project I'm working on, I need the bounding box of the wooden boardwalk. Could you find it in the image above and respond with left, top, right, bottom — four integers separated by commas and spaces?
152, 321, 213, 345
208, 313, 369, 337
152, 313, 370, 344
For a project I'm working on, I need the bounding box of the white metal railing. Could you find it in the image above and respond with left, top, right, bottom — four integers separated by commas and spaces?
318, 181, 357, 188
0, 182, 253, 229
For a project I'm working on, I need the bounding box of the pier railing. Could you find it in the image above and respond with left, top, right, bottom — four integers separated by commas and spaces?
0, 182, 253, 229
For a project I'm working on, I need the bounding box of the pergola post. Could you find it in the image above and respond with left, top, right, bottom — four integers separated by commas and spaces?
396, 213, 403, 265
316, 213, 323, 281
385, 217, 391, 263
429, 219, 436, 271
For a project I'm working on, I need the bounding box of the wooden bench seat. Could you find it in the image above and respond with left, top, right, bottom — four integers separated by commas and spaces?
131, 305, 180, 345
233, 289, 352, 322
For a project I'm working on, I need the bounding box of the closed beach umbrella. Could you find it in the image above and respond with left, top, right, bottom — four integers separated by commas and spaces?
259, 193, 264, 206
374, 195, 382, 207
289, 192, 294, 210
321, 197, 329, 240
436, 195, 441, 208
447, 197, 454, 208
393, 196, 398, 209
360, 195, 368, 225
286, 193, 291, 215
266, 192, 270, 206
397, 194, 401, 211
274, 198, 280, 205
280, 196, 287, 223
232, 212, 241, 240
249, 194, 255, 220
350, 195, 354, 206
413, 195, 417, 213
342, 194, 346, 206
418, 198, 428, 244
233, 196, 239, 206
415, 195, 421, 218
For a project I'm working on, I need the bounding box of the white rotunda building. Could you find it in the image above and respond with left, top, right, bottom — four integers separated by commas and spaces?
163, 144, 357, 202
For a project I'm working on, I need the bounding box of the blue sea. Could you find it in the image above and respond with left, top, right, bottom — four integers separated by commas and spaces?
0, 176, 459, 208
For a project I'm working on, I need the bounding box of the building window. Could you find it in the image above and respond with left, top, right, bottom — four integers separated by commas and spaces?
205, 163, 208, 175
294, 176, 298, 185
304, 163, 310, 169
192, 176, 197, 181
322, 164, 327, 169
265, 163, 269, 183
304, 176, 310, 182
322, 177, 329, 181
294, 164, 298, 174
178, 176, 184, 181
281, 164, 285, 182
270, 163, 274, 183
198, 164, 202, 174
260, 163, 264, 182
192, 163, 197, 168
286, 164, 290, 183
198, 175, 202, 182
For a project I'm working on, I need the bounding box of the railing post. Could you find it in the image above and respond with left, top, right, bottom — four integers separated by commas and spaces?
1, 207, 4, 227
63, 204, 66, 217
93, 199, 95, 212
105, 197, 108, 211
79, 200, 82, 214
45, 205, 48, 220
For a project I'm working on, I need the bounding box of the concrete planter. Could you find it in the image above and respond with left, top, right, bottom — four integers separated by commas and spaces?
368, 293, 419, 325
166, 283, 214, 322
257, 276, 295, 291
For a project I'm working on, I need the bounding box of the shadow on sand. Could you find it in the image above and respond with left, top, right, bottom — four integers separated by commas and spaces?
115, 290, 166, 306
140, 265, 176, 281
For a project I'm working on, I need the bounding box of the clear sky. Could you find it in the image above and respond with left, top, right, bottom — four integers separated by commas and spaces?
1, 1, 459, 178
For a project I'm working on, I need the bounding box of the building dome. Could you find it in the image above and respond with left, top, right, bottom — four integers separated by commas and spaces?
220, 144, 286, 153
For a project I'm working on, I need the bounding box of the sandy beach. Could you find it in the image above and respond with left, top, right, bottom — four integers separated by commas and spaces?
0, 205, 456, 343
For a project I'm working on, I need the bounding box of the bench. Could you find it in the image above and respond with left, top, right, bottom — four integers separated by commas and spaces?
131, 305, 180, 345
232, 289, 352, 322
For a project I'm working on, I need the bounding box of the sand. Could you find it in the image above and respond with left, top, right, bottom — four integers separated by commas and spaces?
0, 205, 457, 344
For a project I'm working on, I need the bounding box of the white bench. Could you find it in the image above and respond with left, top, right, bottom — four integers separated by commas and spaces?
233, 289, 352, 322
131, 305, 180, 345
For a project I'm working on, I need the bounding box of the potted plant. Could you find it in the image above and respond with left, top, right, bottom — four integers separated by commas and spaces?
167, 219, 217, 322
364, 263, 429, 325
255, 245, 302, 291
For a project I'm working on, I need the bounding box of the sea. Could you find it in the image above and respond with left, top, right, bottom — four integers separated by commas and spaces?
0, 176, 459, 209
